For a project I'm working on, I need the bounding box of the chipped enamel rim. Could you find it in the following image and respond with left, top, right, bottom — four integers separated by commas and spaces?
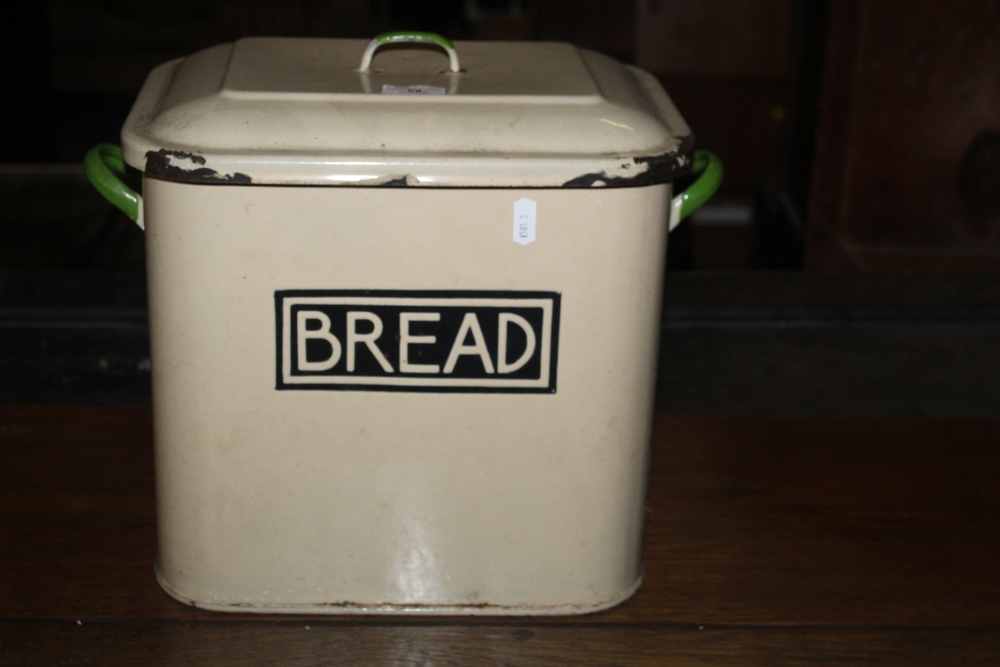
155, 559, 643, 616
137, 147, 693, 189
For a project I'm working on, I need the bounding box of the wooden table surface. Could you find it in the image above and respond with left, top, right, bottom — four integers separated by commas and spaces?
2, 405, 998, 664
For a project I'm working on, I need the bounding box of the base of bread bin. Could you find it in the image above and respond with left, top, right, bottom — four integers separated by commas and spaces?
155, 561, 642, 616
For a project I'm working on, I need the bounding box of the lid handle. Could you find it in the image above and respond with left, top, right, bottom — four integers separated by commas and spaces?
359, 31, 460, 73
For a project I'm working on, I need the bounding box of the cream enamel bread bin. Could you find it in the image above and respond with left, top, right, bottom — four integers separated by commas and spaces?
86, 33, 721, 615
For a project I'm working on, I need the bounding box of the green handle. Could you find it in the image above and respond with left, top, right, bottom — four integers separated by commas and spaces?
359, 31, 460, 72
85, 144, 141, 223
677, 150, 723, 222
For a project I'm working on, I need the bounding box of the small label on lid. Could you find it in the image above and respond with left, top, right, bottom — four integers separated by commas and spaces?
381, 84, 446, 95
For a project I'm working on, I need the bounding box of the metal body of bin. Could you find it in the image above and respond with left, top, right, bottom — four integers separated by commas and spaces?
89, 35, 717, 614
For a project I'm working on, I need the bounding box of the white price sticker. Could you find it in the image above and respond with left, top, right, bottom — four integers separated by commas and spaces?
513, 198, 536, 245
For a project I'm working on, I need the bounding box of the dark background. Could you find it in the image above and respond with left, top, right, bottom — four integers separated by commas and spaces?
1, 0, 999, 415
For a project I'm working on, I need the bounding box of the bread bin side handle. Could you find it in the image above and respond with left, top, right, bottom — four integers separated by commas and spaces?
669, 149, 723, 231
85, 143, 144, 230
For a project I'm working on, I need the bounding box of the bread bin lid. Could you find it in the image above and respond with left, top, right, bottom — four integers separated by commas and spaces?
121, 36, 693, 188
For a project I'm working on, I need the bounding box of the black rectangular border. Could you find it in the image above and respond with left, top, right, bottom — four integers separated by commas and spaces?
274, 289, 560, 393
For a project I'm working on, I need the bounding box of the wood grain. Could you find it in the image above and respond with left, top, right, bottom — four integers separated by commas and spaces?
806, 0, 1000, 270
3, 624, 999, 667
2, 405, 999, 662
635, 0, 796, 78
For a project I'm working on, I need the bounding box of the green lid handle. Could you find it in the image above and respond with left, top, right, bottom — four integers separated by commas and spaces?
85, 143, 143, 229
359, 31, 460, 73
669, 149, 723, 231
